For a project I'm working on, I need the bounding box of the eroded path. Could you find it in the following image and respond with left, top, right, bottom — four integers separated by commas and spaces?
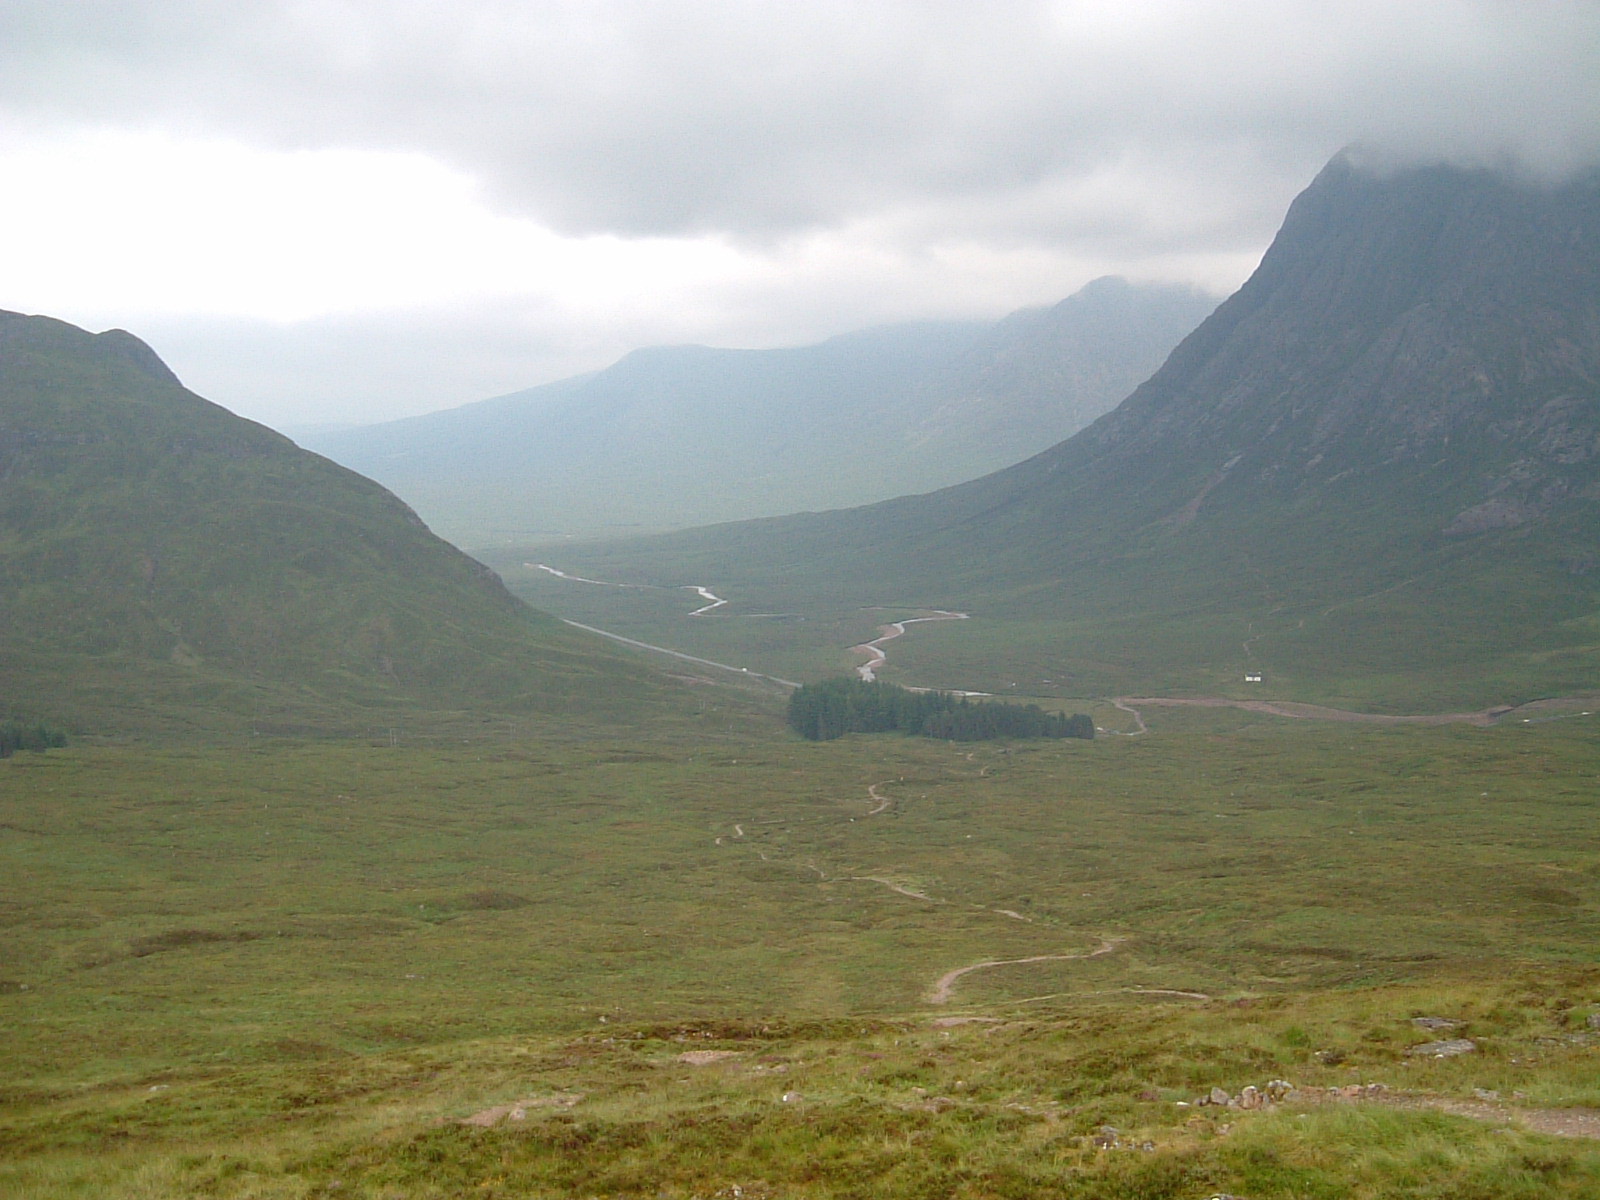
1379, 1094, 1600, 1140
716, 777, 1035, 924
928, 938, 1125, 1004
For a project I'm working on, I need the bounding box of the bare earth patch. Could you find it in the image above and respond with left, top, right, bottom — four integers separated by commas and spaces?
459, 1095, 582, 1127
677, 1049, 744, 1065
928, 938, 1124, 1004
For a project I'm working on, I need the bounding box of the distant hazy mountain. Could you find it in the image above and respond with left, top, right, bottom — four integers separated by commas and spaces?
0, 311, 682, 735
541, 155, 1600, 708
303, 279, 1216, 546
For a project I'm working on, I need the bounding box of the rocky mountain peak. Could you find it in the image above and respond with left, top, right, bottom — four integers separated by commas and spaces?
1063, 154, 1600, 535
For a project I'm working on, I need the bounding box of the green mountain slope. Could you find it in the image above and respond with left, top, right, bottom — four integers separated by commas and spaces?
303, 279, 1214, 547
520, 156, 1600, 709
0, 311, 693, 736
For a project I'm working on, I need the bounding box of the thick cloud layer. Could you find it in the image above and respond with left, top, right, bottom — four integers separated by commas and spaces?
2, 1, 1595, 423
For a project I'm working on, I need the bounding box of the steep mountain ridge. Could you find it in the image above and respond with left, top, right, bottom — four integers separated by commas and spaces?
1066, 158, 1600, 519
0, 311, 682, 735
304, 280, 1215, 546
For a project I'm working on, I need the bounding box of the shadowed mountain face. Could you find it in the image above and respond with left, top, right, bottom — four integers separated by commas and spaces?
1057, 157, 1600, 529
0, 312, 677, 735
540, 156, 1600, 706
302, 279, 1215, 547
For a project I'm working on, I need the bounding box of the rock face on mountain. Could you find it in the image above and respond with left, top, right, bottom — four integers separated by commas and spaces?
303, 279, 1214, 546
1052, 155, 1600, 537
0, 311, 674, 734
549, 155, 1600, 705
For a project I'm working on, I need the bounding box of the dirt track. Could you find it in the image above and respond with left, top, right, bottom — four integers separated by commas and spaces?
928, 938, 1124, 1004
851, 610, 969, 682
1116, 695, 1517, 727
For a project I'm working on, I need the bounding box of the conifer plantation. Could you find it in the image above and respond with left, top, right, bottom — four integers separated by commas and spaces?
787, 676, 1095, 742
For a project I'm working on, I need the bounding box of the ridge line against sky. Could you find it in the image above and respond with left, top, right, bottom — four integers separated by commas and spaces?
2, 0, 1596, 427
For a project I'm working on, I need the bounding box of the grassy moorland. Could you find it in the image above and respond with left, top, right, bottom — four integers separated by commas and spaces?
4, 705, 1600, 1196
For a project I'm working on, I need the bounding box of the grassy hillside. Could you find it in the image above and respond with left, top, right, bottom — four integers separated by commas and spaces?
303, 280, 1214, 547
498, 159, 1600, 711
0, 311, 715, 738
4, 706, 1600, 1195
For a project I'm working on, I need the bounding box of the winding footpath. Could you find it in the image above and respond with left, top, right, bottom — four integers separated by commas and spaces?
714, 776, 1037, 924
851, 611, 971, 683
928, 938, 1125, 1004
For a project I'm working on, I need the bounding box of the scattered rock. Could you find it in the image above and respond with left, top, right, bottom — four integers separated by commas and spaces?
1588, 1013, 1600, 1031
1411, 1016, 1463, 1031
677, 1050, 742, 1065
1407, 1038, 1476, 1058
458, 1095, 581, 1127
460, 1103, 521, 1128
1473, 1088, 1501, 1101
1091, 1125, 1120, 1149
780, 1091, 802, 1103
1320, 1083, 1387, 1100
1193, 1078, 1299, 1112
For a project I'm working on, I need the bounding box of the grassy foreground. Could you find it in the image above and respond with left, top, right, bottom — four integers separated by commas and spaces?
3, 708, 1599, 1195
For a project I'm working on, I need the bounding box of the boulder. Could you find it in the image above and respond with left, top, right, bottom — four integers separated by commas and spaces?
1407, 1038, 1476, 1057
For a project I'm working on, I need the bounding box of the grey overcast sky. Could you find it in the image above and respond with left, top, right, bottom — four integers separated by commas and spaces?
2, 0, 1596, 427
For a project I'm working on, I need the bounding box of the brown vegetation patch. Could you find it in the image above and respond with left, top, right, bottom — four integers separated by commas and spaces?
129, 929, 260, 957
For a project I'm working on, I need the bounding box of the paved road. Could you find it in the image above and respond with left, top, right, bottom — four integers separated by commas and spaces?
560, 619, 800, 689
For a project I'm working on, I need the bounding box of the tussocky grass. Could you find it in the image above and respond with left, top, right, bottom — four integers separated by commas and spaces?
2, 707, 1600, 1194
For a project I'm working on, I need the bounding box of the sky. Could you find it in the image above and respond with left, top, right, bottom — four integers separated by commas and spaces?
2, 1, 1596, 429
